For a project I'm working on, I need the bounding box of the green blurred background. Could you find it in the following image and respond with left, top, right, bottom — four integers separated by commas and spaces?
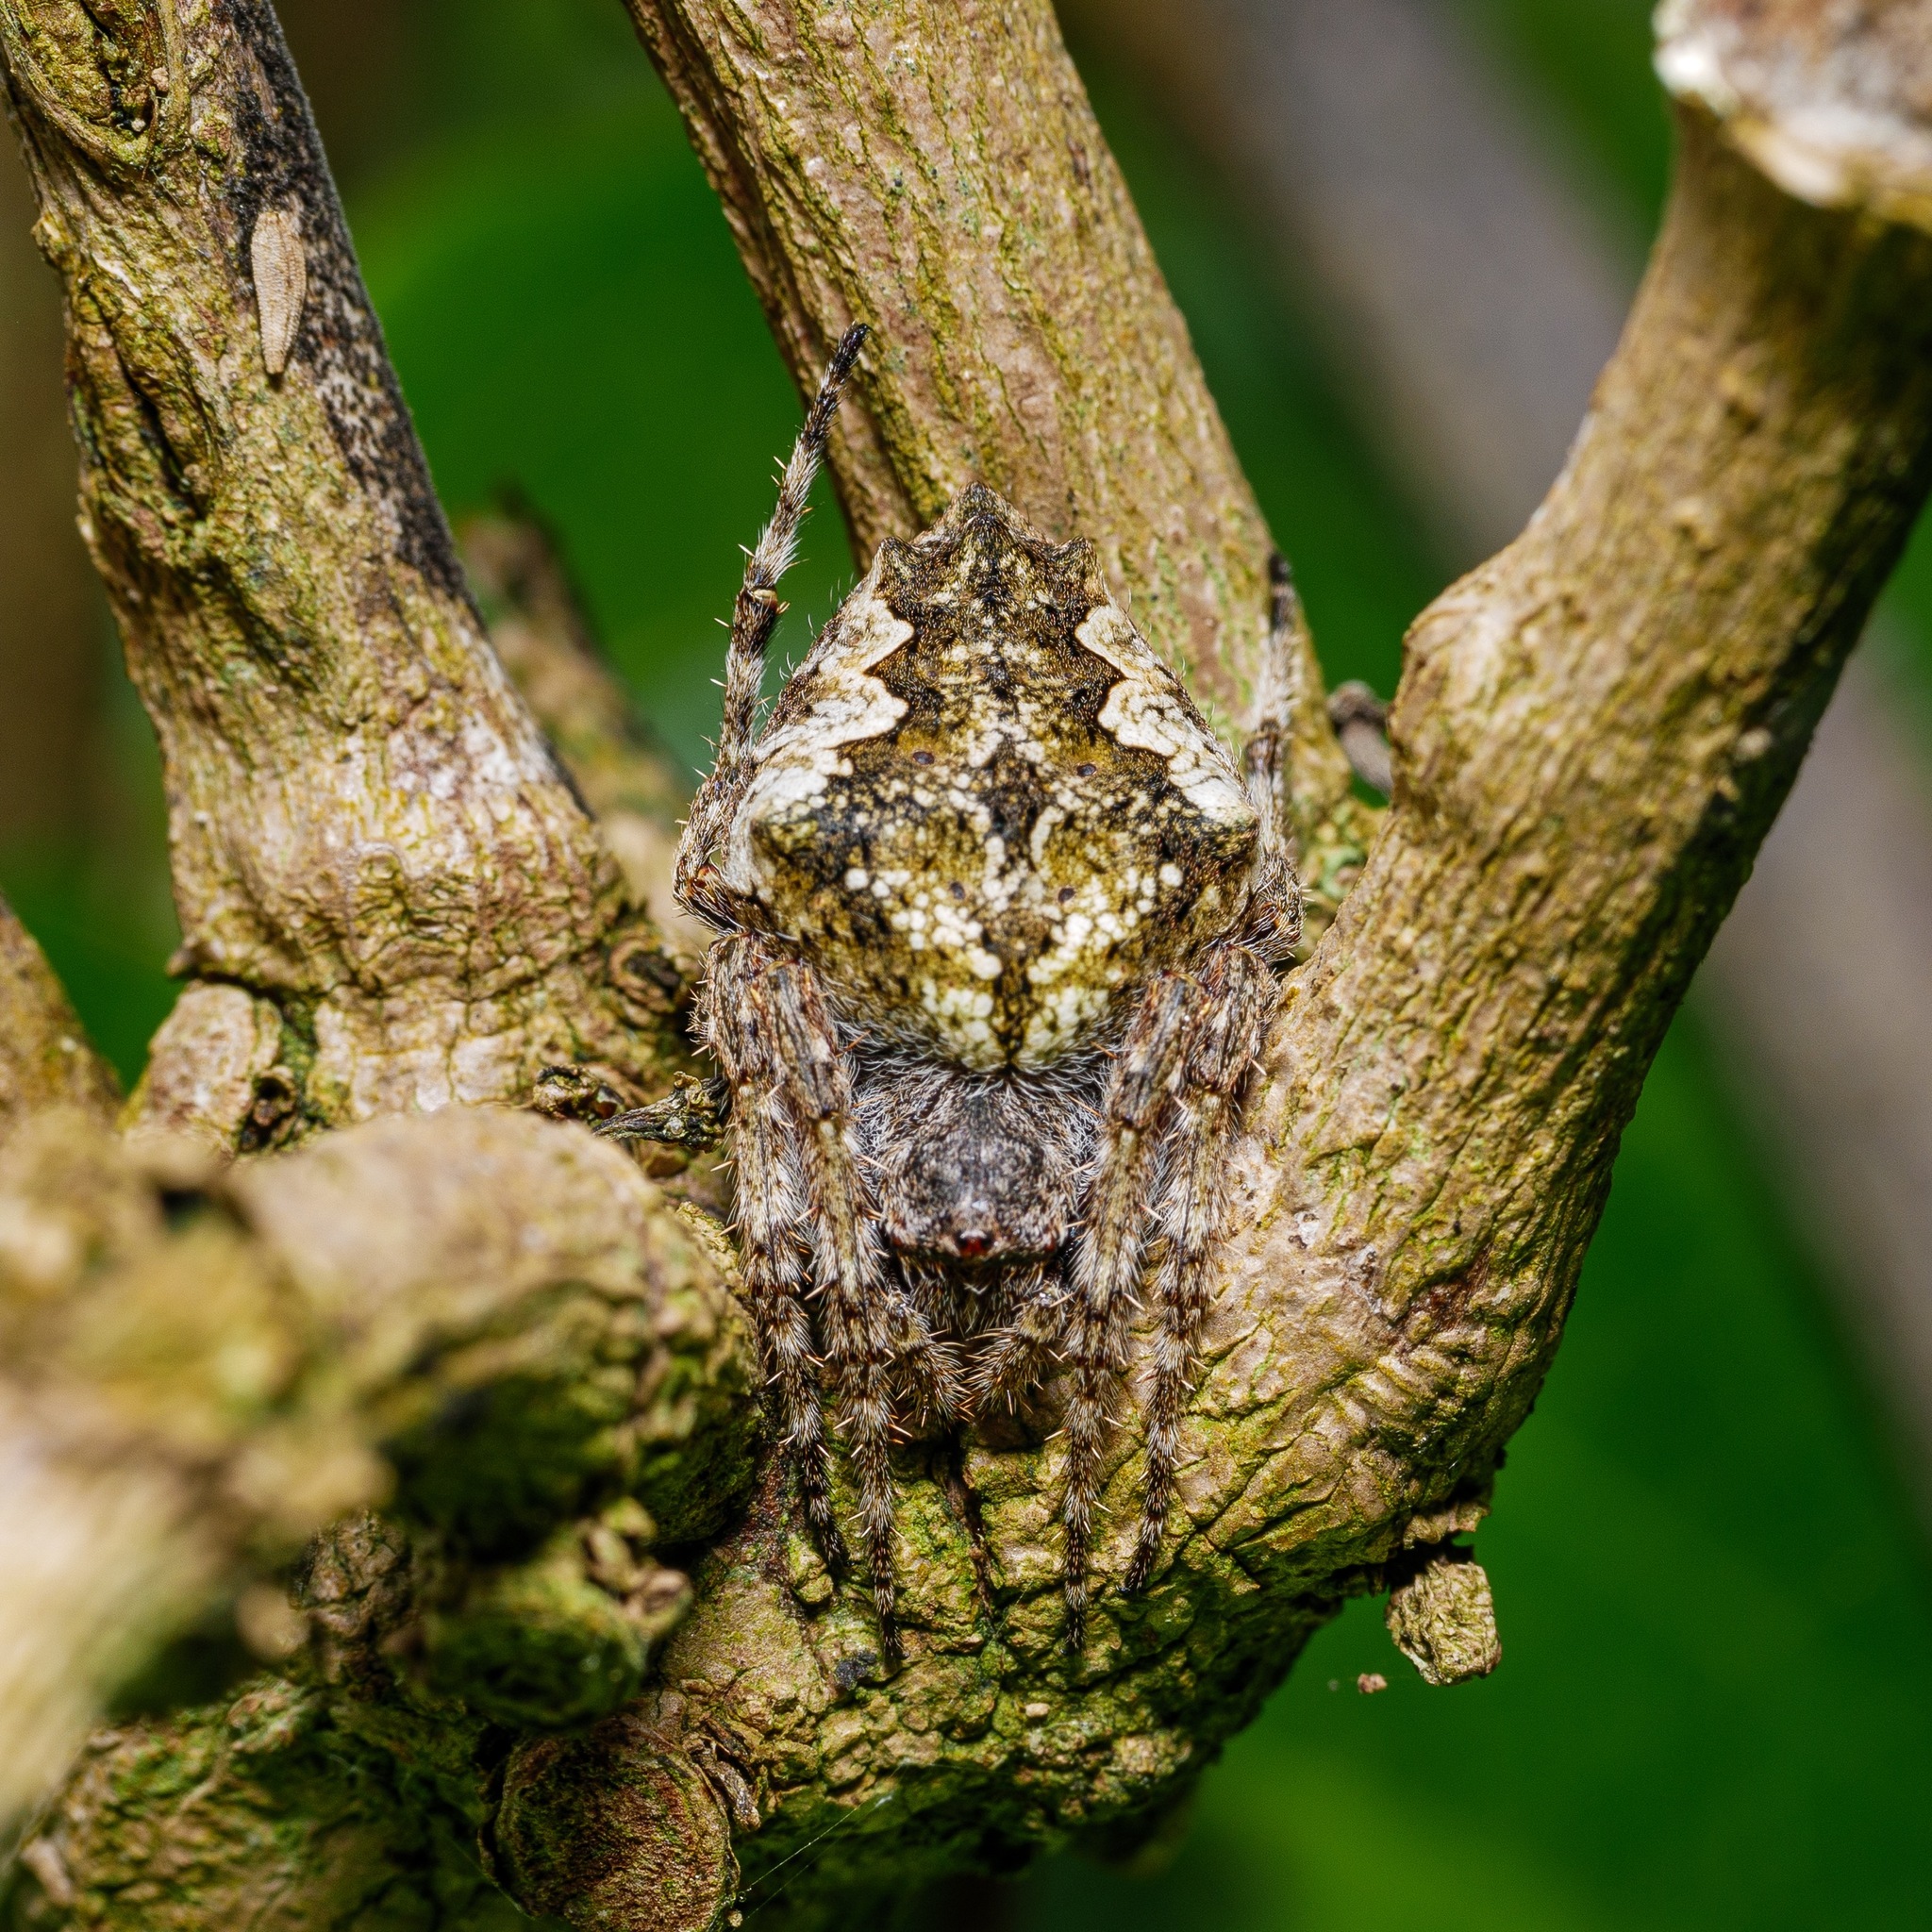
3, 2, 1931, 1925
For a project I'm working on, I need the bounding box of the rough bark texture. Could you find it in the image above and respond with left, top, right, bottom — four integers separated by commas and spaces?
0, 1102, 754, 1832
0, 897, 119, 1129
0, 0, 685, 1144
4, 0, 1932, 1927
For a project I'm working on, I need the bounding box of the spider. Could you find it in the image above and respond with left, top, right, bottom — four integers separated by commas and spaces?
602, 325, 1299, 1656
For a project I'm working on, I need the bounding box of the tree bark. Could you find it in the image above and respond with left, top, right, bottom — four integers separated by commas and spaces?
0, 897, 119, 1130
0, 1099, 754, 1829
4, 0, 1932, 1926
0, 0, 686, 1142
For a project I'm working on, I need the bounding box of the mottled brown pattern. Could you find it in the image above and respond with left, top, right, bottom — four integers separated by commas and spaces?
740, 486, 1263, 1068
8, 2, 1932, 1925
635, 360, 1299, 1657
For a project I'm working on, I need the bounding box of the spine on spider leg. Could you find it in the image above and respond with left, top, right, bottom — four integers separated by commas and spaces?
1060, 975, 1191, 1647
676, 325, 872, 917
1125, 944, 1278, 1593
764, 956, 907, 1659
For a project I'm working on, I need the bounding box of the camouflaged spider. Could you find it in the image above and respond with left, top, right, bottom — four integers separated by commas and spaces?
604, 326, 1300, 1656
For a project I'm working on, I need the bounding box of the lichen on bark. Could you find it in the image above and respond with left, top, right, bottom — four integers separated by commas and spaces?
1, 0, 685, 1147
5, 0, 1932, 1927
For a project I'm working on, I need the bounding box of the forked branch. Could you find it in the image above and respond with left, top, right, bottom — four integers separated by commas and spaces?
3, 0, 1932, 1927
621, 0, 1374, 922
0, 0, 685, 1145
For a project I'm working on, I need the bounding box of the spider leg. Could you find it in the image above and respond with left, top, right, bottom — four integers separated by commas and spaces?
704, 938, 845, 1568
1059, 976, 1191, 1651
676, 325, 870, 924
971, 1263, 1067, 1413
758, 951, 910, 1661
1232, 554, 1307, 969
1241, 552, 1304, 873
1124, 942, 1278, 1594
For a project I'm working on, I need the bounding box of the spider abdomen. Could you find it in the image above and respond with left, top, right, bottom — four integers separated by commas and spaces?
732, 487, 1260, 1071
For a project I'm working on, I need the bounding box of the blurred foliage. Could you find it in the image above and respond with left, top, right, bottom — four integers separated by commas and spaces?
1, 2, 1929, 1926
1452, 0, 1674, 227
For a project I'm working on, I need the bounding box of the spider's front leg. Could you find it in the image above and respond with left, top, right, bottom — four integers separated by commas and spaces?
1124, 940, 1278, 1593
708, 935, 944, 1661
1060, 977, 1192, 1650
701, 936, 847, 1573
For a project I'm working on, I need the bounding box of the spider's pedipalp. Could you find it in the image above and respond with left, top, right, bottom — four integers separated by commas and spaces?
971, 1264, 1070, 1413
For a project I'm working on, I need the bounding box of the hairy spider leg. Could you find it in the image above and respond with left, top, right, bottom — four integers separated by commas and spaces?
736, 939, 944, 1662
972, 1263, 1072, 1412
677, 325, 871, 924
1124, 941, 1278, 1593
703, 937, 846, 1570
1242, 551, 1306, 874
1058, 975, 1193, 1651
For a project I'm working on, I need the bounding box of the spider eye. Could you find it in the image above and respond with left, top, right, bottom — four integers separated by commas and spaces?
912, 749, 936, 766
1075, 761, 1097, 777
949, 882, 965, 900
1057, 886, 1075, 905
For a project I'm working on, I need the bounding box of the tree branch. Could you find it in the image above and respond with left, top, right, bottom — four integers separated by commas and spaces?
460, 508, 714, 980
475, 16, 1932, 1926
0, 895, 118, 1131
0, 1105, 754, 1826
8, 1, 1932, 1926
0, 0, 682, 1142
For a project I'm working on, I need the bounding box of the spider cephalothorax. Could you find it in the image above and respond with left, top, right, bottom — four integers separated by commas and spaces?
607, 327, 1299, 1655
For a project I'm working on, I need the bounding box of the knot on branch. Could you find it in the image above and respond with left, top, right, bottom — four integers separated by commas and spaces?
0, 0, 188, 175
1385, 1547, 1503, 1688
0, 1104, 758, 1820
1657, 0, 1932, 234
